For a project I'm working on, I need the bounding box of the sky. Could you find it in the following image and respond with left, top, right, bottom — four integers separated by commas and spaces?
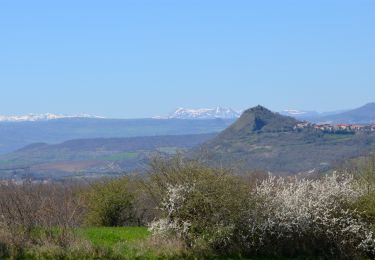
0, 0, 374, 118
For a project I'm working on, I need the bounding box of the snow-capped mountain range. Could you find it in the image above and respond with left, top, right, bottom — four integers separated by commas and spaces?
156, 107, 317, 120
0, 106, 355, 122
0, 113, 105, 122
155, 107, 347, 121
281, 109, 349, 121
281, 109, 320, 119
154, 107, 241, 120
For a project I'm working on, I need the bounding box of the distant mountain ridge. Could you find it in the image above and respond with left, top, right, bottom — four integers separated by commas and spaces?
281, 110, 321, 119
316, 103, 375, 124
0, 113, 104, 122
281, 103, 375, 124
281, 109, 350, 121
0, 118, 234, 154
155, 107, 241, 119
6, 102, 374, 123
0, 133, 216, 180
160, 102, 375, 123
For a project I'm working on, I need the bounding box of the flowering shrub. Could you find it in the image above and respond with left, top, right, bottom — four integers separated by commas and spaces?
237, 174, 375, 258
147, 159, 250, 254
149, 184, 192, 238
149, 167, 375, 258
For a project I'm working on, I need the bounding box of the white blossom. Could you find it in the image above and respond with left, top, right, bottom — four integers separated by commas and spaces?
148, 184, 193, 237
245, 173, 375, 256
149, 174, 375, 257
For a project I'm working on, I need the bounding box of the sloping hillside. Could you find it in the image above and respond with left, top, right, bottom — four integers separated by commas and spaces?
194, 106, 375, 174
0, 133, 216, 180
317, 103, 375, 124
0, 118, 234, 154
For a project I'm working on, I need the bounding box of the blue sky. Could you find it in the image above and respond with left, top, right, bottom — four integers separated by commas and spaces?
0, 0, 374, 118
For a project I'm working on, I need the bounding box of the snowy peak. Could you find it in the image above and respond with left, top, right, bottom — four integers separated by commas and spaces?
0, 113, 105, 122
281, 109, 320, 119
163, 107, 241, 119
281, 109, 349, 121
283, 109, 311, 116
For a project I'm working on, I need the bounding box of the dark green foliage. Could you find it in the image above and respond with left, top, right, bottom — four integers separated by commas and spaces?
344, 153, 375, 229
147, 157, 253, 253
83, 178, 137, 227
357, 152, 375, 195
354, 192, 375, 230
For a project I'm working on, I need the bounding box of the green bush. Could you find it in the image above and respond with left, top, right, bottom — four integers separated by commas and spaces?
83, 178, 137, 227
147, 157, 252, 254
148, 158, 375, 258
354, 192, 375, 231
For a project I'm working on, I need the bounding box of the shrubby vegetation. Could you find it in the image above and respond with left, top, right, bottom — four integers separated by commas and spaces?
354, 192, 375, 231
0, 156, 374, 259
344, 152, 375, 233
83, 178, 137, 227
0, 181, 84, 258
149, 160, 375, 259
240, 174, 375, 258
147, 157, 251, 254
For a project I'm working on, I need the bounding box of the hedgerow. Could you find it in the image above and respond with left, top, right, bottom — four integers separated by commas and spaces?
149, 162, 375, 259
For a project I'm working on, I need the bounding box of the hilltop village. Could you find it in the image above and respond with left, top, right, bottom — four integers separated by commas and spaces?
294, 122, 375, 133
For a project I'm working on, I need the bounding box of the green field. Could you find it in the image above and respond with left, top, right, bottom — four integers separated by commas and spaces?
100, 152, 139, 161
75, 227, 296, 259
73, 227, 187, 259
77, 226, 150, 248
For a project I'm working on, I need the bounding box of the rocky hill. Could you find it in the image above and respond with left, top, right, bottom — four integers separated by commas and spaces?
193, 106, 375, 174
